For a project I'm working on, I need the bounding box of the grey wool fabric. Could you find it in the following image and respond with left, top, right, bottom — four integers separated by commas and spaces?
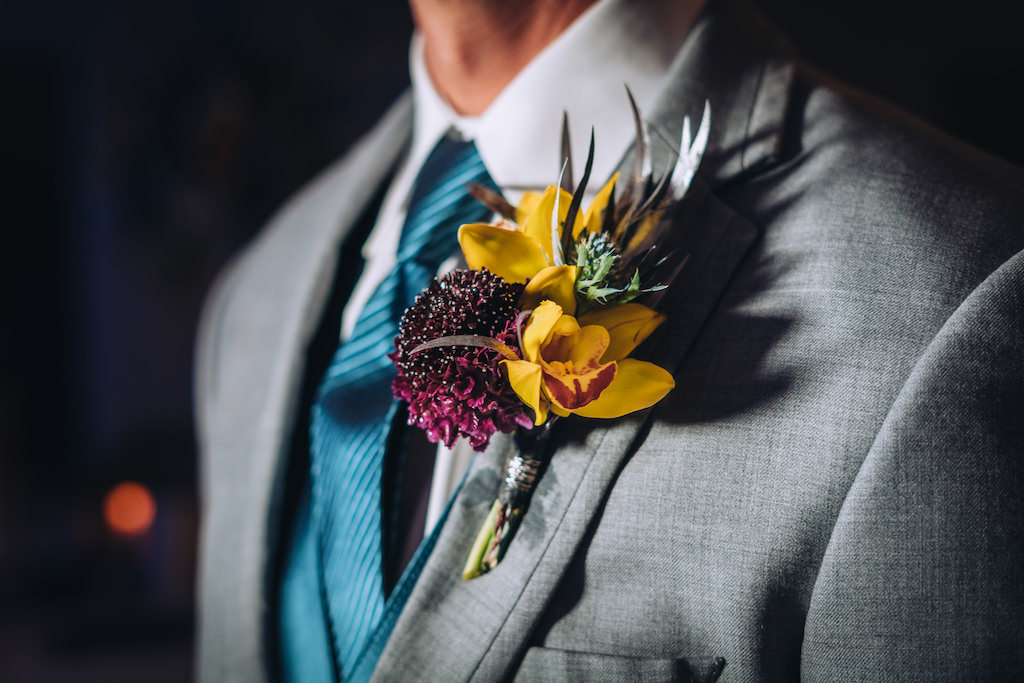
194, 0, 1024, 680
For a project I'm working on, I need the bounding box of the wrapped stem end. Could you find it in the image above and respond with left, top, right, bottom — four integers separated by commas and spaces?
462, 451, 543, 580
462, 500, 525, 580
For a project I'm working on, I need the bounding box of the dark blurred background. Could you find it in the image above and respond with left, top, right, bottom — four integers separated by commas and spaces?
1, 0, 1022, 680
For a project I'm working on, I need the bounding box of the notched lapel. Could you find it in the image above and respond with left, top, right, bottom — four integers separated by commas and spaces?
648, 0, 795, 187
646, 180, 760, 373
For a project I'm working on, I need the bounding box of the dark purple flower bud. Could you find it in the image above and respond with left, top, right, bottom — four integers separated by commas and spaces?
391, 269, 532, 451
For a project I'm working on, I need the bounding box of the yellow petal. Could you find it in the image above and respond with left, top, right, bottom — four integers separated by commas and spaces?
536, 397, 549, 425
568, 325, 611, 371
521, 265, 578, 314
521, 186, 582, 264
522, 300, 563, 363
581, 172, 619, 237
458, 223, 549, 283
550, 404, 570, 418
578, 303, 666, 362
501, 359, 548, 425
515, 191, 544, 226
571, 358, 674, 418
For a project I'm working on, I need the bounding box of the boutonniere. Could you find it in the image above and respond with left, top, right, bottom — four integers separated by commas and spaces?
391, 95, 710, 579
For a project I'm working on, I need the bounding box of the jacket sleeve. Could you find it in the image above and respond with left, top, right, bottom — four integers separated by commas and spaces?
801, 249, 1024, 680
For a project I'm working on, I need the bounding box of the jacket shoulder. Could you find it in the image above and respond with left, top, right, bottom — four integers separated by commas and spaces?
789, 67, 1024, 246
726, 66, 1024, 320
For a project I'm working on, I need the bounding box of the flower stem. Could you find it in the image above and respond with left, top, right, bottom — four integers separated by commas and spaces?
462, 500, 502, 580
462, 420, 557, 580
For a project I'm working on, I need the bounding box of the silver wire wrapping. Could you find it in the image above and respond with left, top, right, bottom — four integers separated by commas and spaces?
504, 454, 543, 492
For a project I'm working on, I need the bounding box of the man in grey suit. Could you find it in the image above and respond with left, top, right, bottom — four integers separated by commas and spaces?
195, 0, 1024, 679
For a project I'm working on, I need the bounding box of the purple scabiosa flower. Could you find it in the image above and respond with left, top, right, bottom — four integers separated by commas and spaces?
391, 268, 534, 450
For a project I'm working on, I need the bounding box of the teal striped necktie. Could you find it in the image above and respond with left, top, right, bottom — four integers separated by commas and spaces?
309, 135, 496, 681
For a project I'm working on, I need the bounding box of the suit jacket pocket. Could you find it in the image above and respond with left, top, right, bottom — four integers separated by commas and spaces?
514, 646, 726, 682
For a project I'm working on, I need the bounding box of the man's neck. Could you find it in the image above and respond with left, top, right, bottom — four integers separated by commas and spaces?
409, 0, 599, 116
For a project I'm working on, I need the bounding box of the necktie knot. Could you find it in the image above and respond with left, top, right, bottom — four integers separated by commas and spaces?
396, 136, 494, 265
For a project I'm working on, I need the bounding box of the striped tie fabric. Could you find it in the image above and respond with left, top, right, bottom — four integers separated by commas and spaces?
310, 135, 496, 681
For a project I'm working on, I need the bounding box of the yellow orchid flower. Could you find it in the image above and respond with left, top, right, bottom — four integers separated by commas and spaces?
458, 174, 620, 311
500, 299, 674, 425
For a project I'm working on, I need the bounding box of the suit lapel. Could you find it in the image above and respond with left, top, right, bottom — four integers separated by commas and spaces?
197, 93, 412, 680
372, 1, 796, 680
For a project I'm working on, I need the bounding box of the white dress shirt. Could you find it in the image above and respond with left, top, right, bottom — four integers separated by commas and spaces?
338, 0, 696, 535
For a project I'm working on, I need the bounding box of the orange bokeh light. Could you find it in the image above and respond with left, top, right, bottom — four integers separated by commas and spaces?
103, 481, 157, 536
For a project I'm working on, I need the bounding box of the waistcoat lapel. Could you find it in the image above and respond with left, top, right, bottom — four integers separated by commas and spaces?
372, 1, 797, 680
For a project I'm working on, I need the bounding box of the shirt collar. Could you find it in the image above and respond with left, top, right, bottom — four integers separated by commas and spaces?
409, 0, 695, 200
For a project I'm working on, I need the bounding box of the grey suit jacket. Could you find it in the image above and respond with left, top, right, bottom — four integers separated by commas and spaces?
195, 1, 1024, 680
